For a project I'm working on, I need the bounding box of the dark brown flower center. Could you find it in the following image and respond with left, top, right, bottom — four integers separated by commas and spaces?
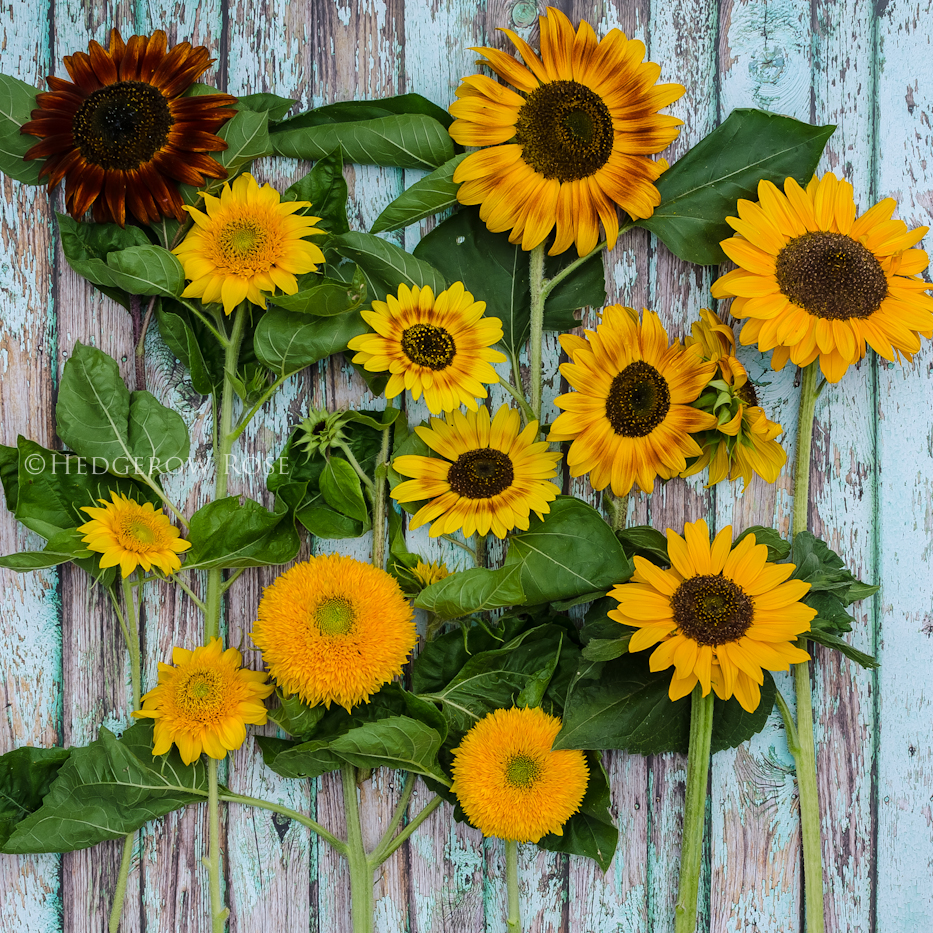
774, 231, 888, 321
672, 575, 754, 647
604, 361, 671, 437
401, 323, 457, 370
72, 80, 174, 171
504, 753, 542, 789
515, 80, 614, 182
736, 380, 758, 407
447, 447, 514, 499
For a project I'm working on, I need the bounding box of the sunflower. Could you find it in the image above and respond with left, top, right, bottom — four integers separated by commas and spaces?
78, 491, 191, 577
549, 307, 718, 495
410, 559, 450, 588
391, 405, 561, 539
133, 638, 272, 764
347, 282, 506, 414
450, 706, 589, 843
609, 520, 816, 712
711, 173, 933, 382
173, 172, 326, 315
22, 29, 236, 227
448, 6, 684, 256
251, 554, 417, 710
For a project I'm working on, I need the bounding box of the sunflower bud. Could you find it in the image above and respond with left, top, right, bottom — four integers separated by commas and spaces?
297, 408, 352, 459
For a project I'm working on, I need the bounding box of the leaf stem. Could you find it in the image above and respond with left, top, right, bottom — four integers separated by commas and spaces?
368, 772, 415, 865
109, 832, 135, 933
134, 296, 159, 363
342, 764, 375, 933
506, 839, 521, 932
207, 759, 227, 932
228, 375, 289, 443
371, 794, 443, 864
161, 571, 206, 612
528, 244, 546, 422
370, 413, 393, 571
121, 575, 142, 712
538, 239, 609, 303
440, 533, 478, 560
499, 378, 537, 427
219, 568, 246, 594
178, 297, 231, 348
674, 685, 714, 933
334, 442, 376, 494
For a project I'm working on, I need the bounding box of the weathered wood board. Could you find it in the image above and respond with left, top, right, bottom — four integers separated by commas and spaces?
1, 0, 931, 930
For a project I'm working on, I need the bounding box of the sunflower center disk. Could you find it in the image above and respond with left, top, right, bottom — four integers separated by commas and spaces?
218, 220, 270, 265
400, 323, 457, 370
504, 753, 542, 789
735, 380, 759, 407
515, 80, 614, 182
775, 231, 889, 320
72, 81, 174, 171
604, 361, 672, 437
314, 597, 356, 636
178, 669, 223, 717
118, 516, 162, 553
447, 448, 515, 499
671, 575, 754, 647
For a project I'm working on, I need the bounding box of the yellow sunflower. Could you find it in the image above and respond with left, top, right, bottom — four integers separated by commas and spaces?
451, 706, 588, 843
410, 559, 450, 588
251, 554, 417, 710
609, 520, 816, 712
549, 307, 717, 495
449, 6, 684, 255
711, 173, 933, 382
133, 638, 273, 765
391, 405, 561, 539
347, 281, 506, 414
173, 172, 326, 315
78, 491, 191, 577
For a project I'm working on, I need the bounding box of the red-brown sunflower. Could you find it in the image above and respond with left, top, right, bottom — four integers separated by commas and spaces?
22, 28, 236, 226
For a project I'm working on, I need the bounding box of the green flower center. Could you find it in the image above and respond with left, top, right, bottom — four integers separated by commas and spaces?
504, 753, 542, 789
515, 80, 614, 182
314, 597, 356, 636
447, 448, 514, 499
72, 81, 173, 171
177, 669, 223, 716
400, 323, 457, 370
775, 231, 888, 320
604, 361, 671, 437
671, 575, 754, 647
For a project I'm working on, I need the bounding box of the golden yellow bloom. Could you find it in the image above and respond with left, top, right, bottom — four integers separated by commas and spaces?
251, 554, 417, 710
609, 520, 816, 712
78, 491, 191, 578
449, 6, 684, 256
347, 281, 506, 414
411, 560, 450, 588
549, 307, 717, 495
712, 173, 933, 382
392, 405, 561, 539
451, 706, 589, 843
173, 172, 326, 315
133, 638, 273, 765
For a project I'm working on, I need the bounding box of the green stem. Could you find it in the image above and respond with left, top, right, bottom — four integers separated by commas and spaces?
528, 244, 546, 422
219, 568, 246, 594
368, 772, 415, 866
605, 491, 629, 533
109, 832, 135, 933
372, 794, 443, 863
120, 576, 142, 713
178, 298, 230, 348
440, 533, 478, 561
228, 375, 289, 443
506, 839, 521, 932
136, 474, 189, 529
166, 572, 206, 612
334, 442, 376, 494
370, 416, 393, 571
538, 239, 610, 302
790, 361, 826, 933
499, 377, 537, 427
342, 765, 375, 933
674, 686, 714, 933
474, 532, 487, 570
207, 759, 227, 932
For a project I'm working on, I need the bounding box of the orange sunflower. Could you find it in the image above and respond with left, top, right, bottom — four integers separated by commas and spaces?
449, 6, 684, 255
712, 173, 933, 382
23, 29, 236, 226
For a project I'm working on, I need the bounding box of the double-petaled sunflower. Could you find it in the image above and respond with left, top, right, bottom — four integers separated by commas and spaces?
133, 638, 273, 765
391, 405, 561, 538
451, 706, 589, 843
609, 520, 815, 712
449, 6, 684, 256
549, 307, 717, 495
712, 173, 933, 382
23, 29, 236, 226
347, 282, 505, 414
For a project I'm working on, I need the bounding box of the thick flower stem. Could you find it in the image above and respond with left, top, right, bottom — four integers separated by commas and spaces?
528, 243, 546, 422
674, 686, 714, 933
342, 765, 375, 933
790, 360, 826, 933
109, 832, 135, 933
371, 416, 393, 572
207, 759, 227, 932
505, 839, 521, 932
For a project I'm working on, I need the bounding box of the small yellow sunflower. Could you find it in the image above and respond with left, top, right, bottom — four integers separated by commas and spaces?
451, 706, 589, 843
410, 559, 450, 588
133, 638, 273, 765
78, 491, 191, 577
711, 173, 933, 382
251, 554, 417, 710
347, 282, 506, 414
173, 172, 326, 315
391, 405, 561, 539
549, 307, 717, 495
609, 520, 816, 712
449, 6, 684, 255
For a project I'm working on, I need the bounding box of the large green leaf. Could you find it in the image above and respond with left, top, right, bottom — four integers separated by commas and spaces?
413, 207, 605, 358
371, 154, 468, 234
0, 745, 71, 848
326, 716, 447, 782
211, 108, 272, 179
283, 147, 350, 235
790, 531, 879, 606
0, 528, 91, 571
275, 94, 453, 131
157, 304, 223, 396
236, 92, 296, 122
254, 308, 367, 377
105, 245, 185, 297
637, 109, 835, 264
268, 273, 365, 317
414, 564, 525, 620
0, 74, 42, 184
805, 591, 878, 669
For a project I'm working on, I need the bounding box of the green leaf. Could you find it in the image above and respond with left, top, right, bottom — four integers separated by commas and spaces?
790, 531, 879, 605
581, 636, 630, 663
320, 458, 369, 524
805, 592, 878, 669
214, 108, 272, 178
636, 109, 835, 264
2, 723, 207, 854
387, 420, 432, 514
0, 74, 42, 185
0, 442, 18, 512
268, 274, 365, 316
184, 496, 299, 570
0, 528, 91, 571
276, 94, 453, 131
268, 691, 326, 739
516, 635, 563, 709
370, 154, 468, 234
734, 525, 791, 561
283, 147, 350, 234
236, 92, 296, 122
271, 114, 453, 170
157, 305, 222, 395
0, 745, 71, 848
105, 245, 185, 297
254, 308, 367, 377
415, 564, 525, 620
331, 231, 446, 304
615, 526, 670, 565
413, 207, 605, 358
256, 735, 344, 781
711, 673, 776, 751
327, 716, 447, 782
297, 506, 365, 539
